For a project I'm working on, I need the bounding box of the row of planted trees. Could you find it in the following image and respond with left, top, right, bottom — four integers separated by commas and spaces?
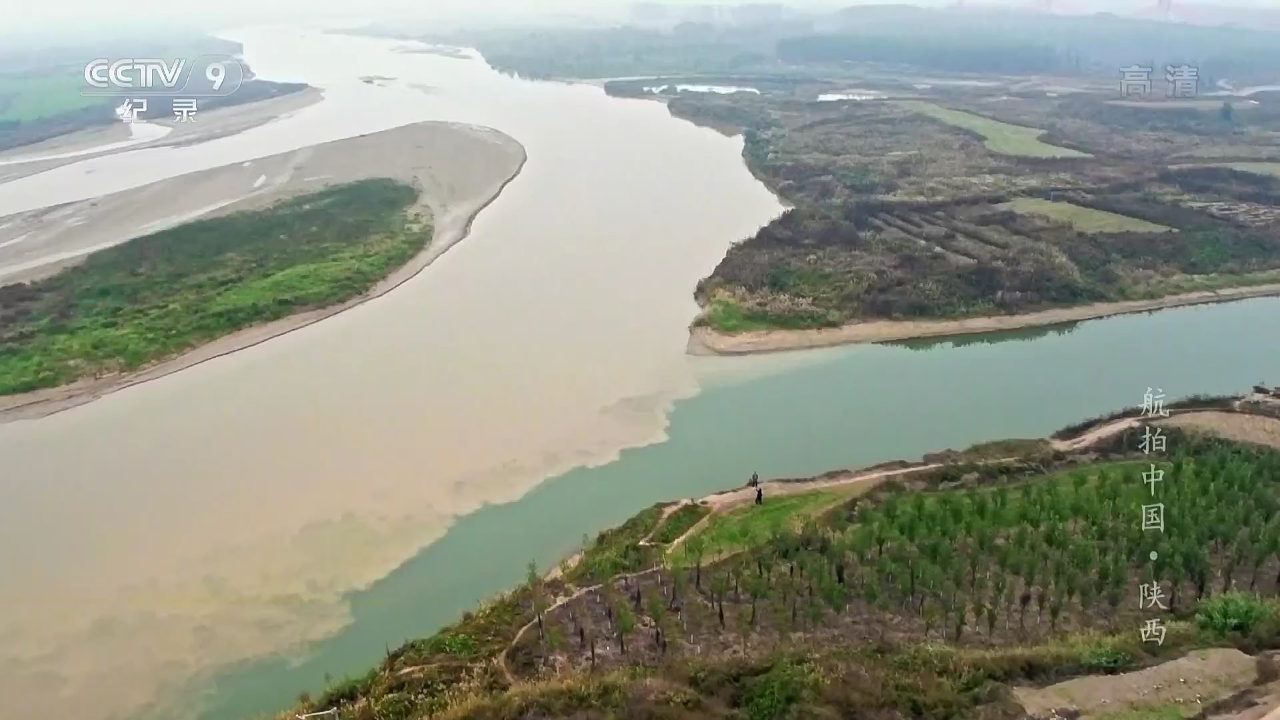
521, 433, 1280, 672
725, 434, 1280, 644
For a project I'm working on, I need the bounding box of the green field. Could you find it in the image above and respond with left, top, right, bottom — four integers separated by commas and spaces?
896, 100, 1092, 158
0, 179, 430, 395
999, 197, 1177, 233
0, 69, 108, 123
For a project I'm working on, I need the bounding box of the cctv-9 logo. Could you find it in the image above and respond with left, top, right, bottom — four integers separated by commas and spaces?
184, 55, 247, 97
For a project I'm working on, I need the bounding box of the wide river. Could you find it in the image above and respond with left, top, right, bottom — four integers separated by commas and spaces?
0, 25, 1278, 720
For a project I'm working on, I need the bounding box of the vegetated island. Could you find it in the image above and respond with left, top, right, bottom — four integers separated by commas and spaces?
680, 86, 1280, 355
0, 122, 526, 422
429, 7, 1280, 356
281, 387, 1280, 720
411, 10, 1280, 356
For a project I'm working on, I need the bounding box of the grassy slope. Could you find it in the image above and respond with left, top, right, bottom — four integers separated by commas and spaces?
650, 504, 712, 545
0, 179, 429, 395
281, 409, 1280, 720
688, 490, 851, 561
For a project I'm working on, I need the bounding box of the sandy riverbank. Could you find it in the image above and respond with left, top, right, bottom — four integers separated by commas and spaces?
0, 120, 526, 424
0, 87, 323, 183
688, 282, 1280, 356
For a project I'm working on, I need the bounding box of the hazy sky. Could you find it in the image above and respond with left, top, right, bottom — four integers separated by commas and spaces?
2, 0, 796, 42
6, 0, 1280, 43
11, 1, 612, 40
7, 0, 762, 37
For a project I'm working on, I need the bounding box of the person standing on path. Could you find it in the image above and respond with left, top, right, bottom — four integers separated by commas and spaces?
749, 472, 759, 488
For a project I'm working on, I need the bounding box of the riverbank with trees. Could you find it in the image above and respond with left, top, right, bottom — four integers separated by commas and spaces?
279, 389, 1280, 720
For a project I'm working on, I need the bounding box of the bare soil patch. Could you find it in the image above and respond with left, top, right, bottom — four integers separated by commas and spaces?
1014, 648, 1258, 719
1205, 670, 1280, 720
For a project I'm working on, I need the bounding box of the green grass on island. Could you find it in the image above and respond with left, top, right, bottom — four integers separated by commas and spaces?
998, 198, 1177, 234
700, 294, 844, 334
284, 397, 1280, 720
895, 101, 1091, 159
0, 179, 430, 396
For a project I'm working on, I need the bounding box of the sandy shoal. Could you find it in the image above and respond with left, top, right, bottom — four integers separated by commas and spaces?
0, 119, 527, 424
688, 283, 1280, 356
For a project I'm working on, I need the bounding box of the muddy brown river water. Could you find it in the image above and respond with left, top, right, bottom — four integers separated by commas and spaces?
0, 26, 785, 720
1, 25, 1278, 720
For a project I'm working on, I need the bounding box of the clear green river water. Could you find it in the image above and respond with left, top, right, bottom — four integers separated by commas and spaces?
197, 297, 1280, 720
